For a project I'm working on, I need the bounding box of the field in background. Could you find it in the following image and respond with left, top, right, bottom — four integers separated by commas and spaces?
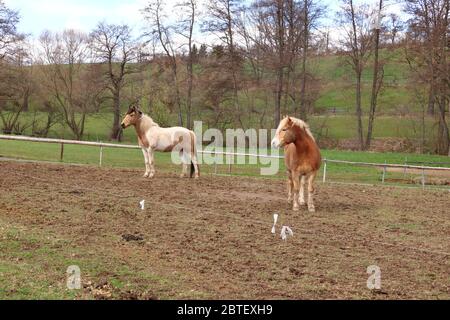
13, 112, 439, 144
12, 48, 447, 148
1, 139, 449, 188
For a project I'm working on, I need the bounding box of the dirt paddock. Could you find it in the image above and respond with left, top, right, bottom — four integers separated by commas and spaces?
0, 160, 449, 299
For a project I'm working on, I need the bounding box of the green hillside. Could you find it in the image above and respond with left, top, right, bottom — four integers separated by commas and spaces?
1, 48, 446, 153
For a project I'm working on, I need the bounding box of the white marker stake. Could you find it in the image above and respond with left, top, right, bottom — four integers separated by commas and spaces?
139, 200, 145, 210
272, 214, 279, 234
281, 226, 294, 241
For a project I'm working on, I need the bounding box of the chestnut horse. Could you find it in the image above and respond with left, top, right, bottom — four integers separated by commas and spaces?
272, 116, 321, 212
121, 105, 200, 179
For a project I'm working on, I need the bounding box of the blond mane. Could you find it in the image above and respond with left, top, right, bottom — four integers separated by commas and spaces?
289, 117, 315, 141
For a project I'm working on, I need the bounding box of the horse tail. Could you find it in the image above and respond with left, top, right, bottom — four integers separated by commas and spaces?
189, 131, 199, 178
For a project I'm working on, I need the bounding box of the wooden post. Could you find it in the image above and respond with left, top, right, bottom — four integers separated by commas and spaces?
214, 150, 218, 175
60, 143, 64, 162
382, 161, 387, 184
322, 159, 327, 183
99, 146, 103, 167
403, 157, 407, 178
422, 168, 425, 189
228, 154, 232, 175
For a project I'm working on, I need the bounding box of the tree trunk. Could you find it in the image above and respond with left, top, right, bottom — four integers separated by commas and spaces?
173, 66, 183, 127
300, 54, 308, 120
186, 0, 195, 130
275, 0, 284, 128
299, 0, 309, 120
186, 37, 193, 130
275, 69, 283, 128
436, 96, 450, 155
356, 71, 364, 150
22, 88, 30, 112
110, 91, 122, 141
186, 62, 193, 130
427, 81, 435, 115
365, 1, 383, 150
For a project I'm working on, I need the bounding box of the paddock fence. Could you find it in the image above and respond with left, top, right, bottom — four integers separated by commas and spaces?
1, 134, 450, 189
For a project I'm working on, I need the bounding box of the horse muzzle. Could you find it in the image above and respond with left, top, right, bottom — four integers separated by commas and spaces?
121, 123, 126, 129
271, 137, 280, 149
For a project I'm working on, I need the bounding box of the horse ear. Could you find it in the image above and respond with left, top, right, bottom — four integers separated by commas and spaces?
287, 117, 294, 127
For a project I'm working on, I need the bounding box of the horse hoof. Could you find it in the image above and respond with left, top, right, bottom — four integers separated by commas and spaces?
143, 173, 149, 178
308, 206, 315, 213
293, 205, 299, 211
299, 201, 306, 206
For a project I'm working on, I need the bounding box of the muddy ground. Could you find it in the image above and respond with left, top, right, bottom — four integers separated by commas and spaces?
0, 160, 449, 299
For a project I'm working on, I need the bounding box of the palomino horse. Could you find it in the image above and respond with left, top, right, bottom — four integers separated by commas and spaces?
121, 105, 200, 179
271, 116, 321, 212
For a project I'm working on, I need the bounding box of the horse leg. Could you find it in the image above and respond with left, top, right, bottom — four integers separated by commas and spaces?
147, 148, 155, 178
181, 164, 188, 178
180, 150, 188, 178
299, 175, 306, 206
189, 132, 200, 179
142, 148, 150, 178
307, 172, 317, 212
191, 154, 200, 179
287, 171, 293, 203
292, 171, 301, 211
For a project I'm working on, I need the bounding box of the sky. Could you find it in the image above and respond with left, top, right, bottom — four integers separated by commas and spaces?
5, 0, 403, 45
5, 0, 150, 36
5, 0, 340, 35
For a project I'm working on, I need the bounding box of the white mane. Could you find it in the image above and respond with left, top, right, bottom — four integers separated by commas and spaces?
143, 114, 160, 128
289, 117, 316, 141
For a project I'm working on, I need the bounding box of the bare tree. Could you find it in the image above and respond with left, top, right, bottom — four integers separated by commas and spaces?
365, 0, 384, 150
0, 3, 29, 134
338, 0, 373, 149
248, 0, 323, 127
177, 0, 197, 129
298, 0, 325, 120
249, 0, 288, 128
203, 0, 243, 127
38, 30, 103, 140
386, 13, 404, 46
404, 0, 449, 155
90, 22, 138, 141
0, 0, 22, 60
0, 45, 35, 134
142, 0, 184, 126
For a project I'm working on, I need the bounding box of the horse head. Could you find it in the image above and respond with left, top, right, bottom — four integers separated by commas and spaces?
121, 103, 143, 129
271, 116, 296, 148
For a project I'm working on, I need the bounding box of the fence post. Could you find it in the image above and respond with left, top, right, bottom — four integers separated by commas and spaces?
60, 143, 64, 162
228, 153, 232, 175
99, 146, 103, 167
403, 157, 408, 177
322, 159, 327, 183
213, 150, 217, 175
422, 168, 425, 189
382, 161, 387, 184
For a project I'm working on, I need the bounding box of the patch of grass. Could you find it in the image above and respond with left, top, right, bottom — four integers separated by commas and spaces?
0, 220, 187, 300
1, 139, 449, 188
11, 111, 444, 144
